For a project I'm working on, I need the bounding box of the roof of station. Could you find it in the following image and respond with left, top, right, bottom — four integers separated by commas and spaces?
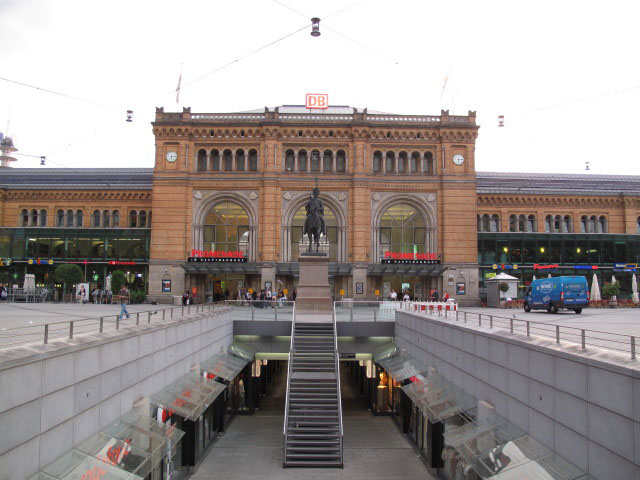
241, 105, 394, 115
0, 167, 153, 189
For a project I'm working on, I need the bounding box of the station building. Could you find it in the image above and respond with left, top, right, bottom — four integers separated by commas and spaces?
0, 106, 639, 304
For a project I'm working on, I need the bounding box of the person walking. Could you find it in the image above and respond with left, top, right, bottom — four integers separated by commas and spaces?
119, 285, 131, 320
182, 290, 189, 306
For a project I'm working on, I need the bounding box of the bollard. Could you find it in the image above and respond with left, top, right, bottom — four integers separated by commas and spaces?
456, 310, 459, 321
464, 311, 467, 323
527, 321, 530, 337
632, 336, 636, 360
479, 314, 482, 327
136, 312, 140, 325
100, 317, 104, 333
163, 309, 165, 321
581, 330, 586, 349
116, 316, 120, 330
556, 325, 560, 344
510, 318, 513, 333
489, 316, 493, 329
69, 321, 74, 339
148, 311, 151, 323
44, 324, 49, 344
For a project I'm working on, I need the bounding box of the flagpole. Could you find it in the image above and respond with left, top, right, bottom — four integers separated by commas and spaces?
176, 63, 183, 110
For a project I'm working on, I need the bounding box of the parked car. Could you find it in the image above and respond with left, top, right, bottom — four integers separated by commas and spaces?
524, 276, 589, 314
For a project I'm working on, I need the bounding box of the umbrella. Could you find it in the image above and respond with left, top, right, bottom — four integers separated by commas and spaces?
632, 273, 639, 304
105, 274, 112, 292
532, 275, 536, 281
591, 275, 601, 302
548, 273, 552, 278
611, 274, 617, 284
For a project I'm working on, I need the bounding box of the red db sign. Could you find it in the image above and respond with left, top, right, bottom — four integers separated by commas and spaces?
306, 94, 329, 109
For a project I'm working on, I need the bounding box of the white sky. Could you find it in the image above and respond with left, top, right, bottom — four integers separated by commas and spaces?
1, 0, 639, 174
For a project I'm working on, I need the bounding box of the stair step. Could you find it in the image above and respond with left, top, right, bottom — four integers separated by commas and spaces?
285, 453, 341, 459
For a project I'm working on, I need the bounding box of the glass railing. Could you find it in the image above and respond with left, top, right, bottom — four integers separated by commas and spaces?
223, 300, 295, 322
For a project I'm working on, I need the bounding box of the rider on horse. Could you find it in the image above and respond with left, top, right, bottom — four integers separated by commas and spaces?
303, 187, 326, 251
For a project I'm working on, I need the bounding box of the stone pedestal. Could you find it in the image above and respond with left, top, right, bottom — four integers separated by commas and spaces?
295, 253, 333, 316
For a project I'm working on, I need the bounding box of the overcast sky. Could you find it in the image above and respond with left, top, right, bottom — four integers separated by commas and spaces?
1, 0, 639, 174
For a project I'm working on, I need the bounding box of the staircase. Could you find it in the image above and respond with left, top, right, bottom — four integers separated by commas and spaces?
283, 321, 343, 467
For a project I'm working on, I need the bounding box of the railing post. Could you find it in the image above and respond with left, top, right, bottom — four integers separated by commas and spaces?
489, 315, 493, 329
456, 310, 459, 321
182, 306, 184, 316
44, 324, 49, 344
136, 312, 140, 325
116, 316, 120, 330
275, 306, 278, 322
251, 305, 255, 321
373, 308, 377, 322
526, 321, 530, 337
445, 309, 448, 318
350, 308, 353, 322
171, 308, 174, 318
510, 318, 513, 333
100, 317, 104, 333
581, 329, 586, 349
631, 336, 636, 360
479, 314, 482, 327
69, 321, 74, 339
464, 311, 467, 323
163, 309, 165, 321
556, 325, 560, 344
148, 311, 151, 323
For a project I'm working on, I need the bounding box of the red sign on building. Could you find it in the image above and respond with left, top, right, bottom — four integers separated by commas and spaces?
305, 94, 329, 109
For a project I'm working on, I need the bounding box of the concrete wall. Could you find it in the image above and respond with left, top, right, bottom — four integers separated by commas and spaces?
395, 310, 640, 480
0, 308, 233, 480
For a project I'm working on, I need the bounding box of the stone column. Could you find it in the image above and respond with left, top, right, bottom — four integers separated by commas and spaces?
294, 152, 299, 172
332, 152, 337, 172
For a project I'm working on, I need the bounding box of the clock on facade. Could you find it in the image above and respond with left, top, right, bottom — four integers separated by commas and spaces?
452, 153, 464, 165
166, 151, 178, 163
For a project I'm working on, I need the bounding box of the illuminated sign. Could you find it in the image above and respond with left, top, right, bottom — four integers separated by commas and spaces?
28, 258, 53, 265
574, 265, 599, 270
492, 264, 518, 270
305, 93, 329, 109
381, 252, 440, 264
0, 257, 12, 266
614, 263, 638, 272
109, 260, 137, 265
189, 250, 246, 262
188, 257, 247, 263
534, 264, 559, 270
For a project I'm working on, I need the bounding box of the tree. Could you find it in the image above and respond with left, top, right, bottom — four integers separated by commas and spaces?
110, 270, 126, 293
54, 264, 83, 293
498, 282, 510, 300
602, 282, 620, 300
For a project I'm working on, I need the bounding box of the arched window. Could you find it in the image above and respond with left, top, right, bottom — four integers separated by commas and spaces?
554, 215, 562, 233
385, 152, 395, 173
581, 215, 588, 233
103, 210, 110, 228
285, 149, 295, 171
223, 149, 233, 171
129, 210, 137, 228
197, 149, 207, 171
93, 210, 101, 227
518, 214, 526, 232
30, 209, 38, 227
21, 209, 29, 227
76, 210, 84, 227
372, 151, 382, 173
509, 214, 517, 232
398, 152, 408, 173
379, 203, 427, 258
66, 210, 74, 227
424, 151, 434, 174
139, 210, 147, 228
544, 215, 552, 233
291, 203, 338, 260
298, 150, 308, 171
527, 215, 536, 232
148, 211, 152, 227
336, 150, 346, 172
235, 149, 245, 172
491, 214, 500, 232
310, 150, 320, 172
598, 215, 607, 233
563, 215, 572, 233
112, 210, 119, 227
248, 149, 258, 171
211, 149, 220, 171
56, 209, 65, 227
481, 214, 490, 232
203, 201, 250, 256
323, 150, 332, 172
411, 152, 420, 173
39, 209, 47, 227
637, 216, 640, 233
589, 215, 597, 233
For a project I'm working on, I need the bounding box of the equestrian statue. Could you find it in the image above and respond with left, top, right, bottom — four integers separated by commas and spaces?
303, 187, 326, 252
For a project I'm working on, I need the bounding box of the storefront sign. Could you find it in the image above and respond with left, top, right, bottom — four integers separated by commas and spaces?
0, 257, 12, 266
188, 257, 247, 263
492, 264, 518, 270
28, 258, 53, 265
339, 353, 356, 359
191, 249, 245, 258
382, 252, 440, 264
574, 265, 599, 270
614, 263, 638, 272
534, 264, 559, 271
162, 279, 171, 292
305, 93, 329, 109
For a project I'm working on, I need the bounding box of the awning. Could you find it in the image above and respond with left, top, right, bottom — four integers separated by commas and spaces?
150, 374, 226, 421
372, 343, 397, 362
181, 262, 261, 274
201, 353, 248, 381
100, 419, 168, 467
276, 262, 353, 276
367, 263, 450, 276
75, 432, 154, 479
119, 411, 185, 450
228, 341, 258, 362
378, 351, 427, 381
402, 373, 476, 421
38, 449, 143, 480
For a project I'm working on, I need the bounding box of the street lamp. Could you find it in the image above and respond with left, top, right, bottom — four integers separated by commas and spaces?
310, 18, 321, 37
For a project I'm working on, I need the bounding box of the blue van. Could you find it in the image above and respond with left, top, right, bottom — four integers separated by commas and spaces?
524, 276, 589, 314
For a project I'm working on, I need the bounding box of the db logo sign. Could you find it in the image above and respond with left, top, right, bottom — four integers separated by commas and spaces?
305, 93, 329, 109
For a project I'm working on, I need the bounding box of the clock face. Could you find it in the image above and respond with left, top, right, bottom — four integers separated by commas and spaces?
166, 151, 178, 163
453, 153, 465, 166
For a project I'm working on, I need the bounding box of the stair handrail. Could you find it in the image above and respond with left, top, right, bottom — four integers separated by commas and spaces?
283, 300, 296, 461
333, 301, 344, 466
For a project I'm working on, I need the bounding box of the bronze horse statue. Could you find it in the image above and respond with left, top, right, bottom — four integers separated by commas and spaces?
303, 187, 326, 252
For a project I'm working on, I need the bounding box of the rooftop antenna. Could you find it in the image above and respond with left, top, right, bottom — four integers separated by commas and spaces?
585, 161, 590, 171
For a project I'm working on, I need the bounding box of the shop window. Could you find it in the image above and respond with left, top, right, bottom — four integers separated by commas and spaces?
285, 149, 295, 171
39, 209, 47, 227
509, 214, 517, 232
112, 210, 119, 227
310, 150, 320, 172
398, 152, 407, 173
599, 215, 607, 233
580, 215, 588, 233
491, 214, 500, 232
129, 210, 137, 228
21, 209, 29, 227
197, 149, 207, 171
56, 209, 65, 227
424, 151, 434, 174
298, 150, 307, 171
211, 149, 220, 171
236, 149, 245, 171
323, 150, 332, 172
336, 150, 346, 172
139, 210, 147, 228
223, 149, 233, 171
248, 149, 258, 171
103, 210, 110, 228
372, 151, 382, 172
378, 203, 427, 259
563, 215, 572, 233
76, 210, 84, 227
411, 152, 420, 173
385, 152, 395, 173
527, 214, 536, 232
66, 209, 74, 227
203, 201, 250, 257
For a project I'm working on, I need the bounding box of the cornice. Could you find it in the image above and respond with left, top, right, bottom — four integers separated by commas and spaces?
476, 194, 631, 208
4, 191, 152, 202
